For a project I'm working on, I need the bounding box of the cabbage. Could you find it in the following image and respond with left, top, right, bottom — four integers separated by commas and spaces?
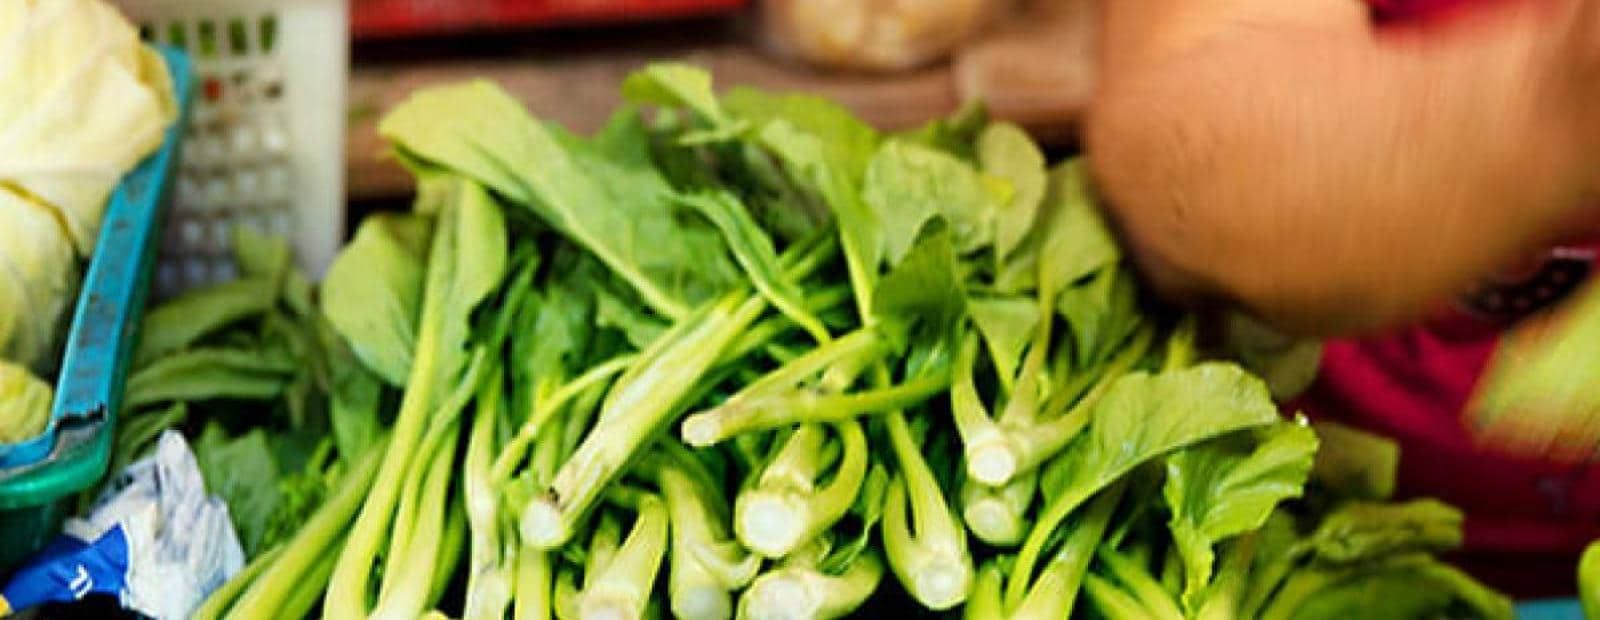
0, 186, 78, 368
0, 359, 53, 443
0, 0, 177, 255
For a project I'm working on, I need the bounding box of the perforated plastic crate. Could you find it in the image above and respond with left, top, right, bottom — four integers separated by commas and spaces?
118, 0, 348, 296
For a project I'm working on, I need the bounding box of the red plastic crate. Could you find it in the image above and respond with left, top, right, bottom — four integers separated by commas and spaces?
353, 0, 748, 39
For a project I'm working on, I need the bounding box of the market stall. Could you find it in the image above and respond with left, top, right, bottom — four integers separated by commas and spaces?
2, 1, 1597, 618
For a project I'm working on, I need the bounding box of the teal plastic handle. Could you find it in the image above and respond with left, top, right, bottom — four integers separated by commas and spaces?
0, 46, 193, 505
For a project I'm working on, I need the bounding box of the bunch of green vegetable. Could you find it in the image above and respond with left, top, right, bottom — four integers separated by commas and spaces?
161, 63, 1510, 620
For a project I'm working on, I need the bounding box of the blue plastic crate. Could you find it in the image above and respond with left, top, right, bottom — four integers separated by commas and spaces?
0, 45, 193, 573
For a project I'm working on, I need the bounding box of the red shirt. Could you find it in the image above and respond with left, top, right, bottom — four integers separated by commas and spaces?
1306, 0, 1599, 597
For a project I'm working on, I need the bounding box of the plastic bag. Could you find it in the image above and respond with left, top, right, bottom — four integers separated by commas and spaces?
0, 431, 245, 618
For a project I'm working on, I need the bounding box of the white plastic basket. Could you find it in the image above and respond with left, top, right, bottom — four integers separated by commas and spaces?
115, 0, 348, 295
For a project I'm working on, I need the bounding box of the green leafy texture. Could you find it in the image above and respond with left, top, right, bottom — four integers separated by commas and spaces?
1283, 559, 1512, 620
320, 213, 429, 386
195, 425, 282, 555
134, 277, 276, 367
895, 101, 988, 162
219, 436, 388, 620
1164, 422, 1318, 610
1309, 420, 1401, 501
871, 219, 966, 356
0, 359, 52, 442
966, 295, 1039, 392
1007, 362, 1280, 608
1038, 160, 1119, 295
1581, 539, 1600, 620
727, 87, 881, 314
1055, 266, 1141, 371
862, 140, 1001, 265
123, 347, 294, 409
677, 189, 829, 342
318, 321, 384, 464
620, 62, 743, 141
1222, 312, 1324, 402
977, 122, 1047, 260
379, 80, 734, 320
1306, 499, 1464, 564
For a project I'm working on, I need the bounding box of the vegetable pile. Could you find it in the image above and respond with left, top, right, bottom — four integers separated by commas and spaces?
126, 64, 1512, 619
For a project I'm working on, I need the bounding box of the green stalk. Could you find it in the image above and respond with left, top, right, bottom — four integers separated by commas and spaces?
681, 328, 886, 446
1083, 575, 1151, 620
1257, 554, 1427, 620
521, 292, 767, 549
683, 372, 949, 444
193, 545, 284, 620
1005, 483, 1123, 619
661, 460, 758, 620
1237, 543, 1309, 618
578, 495, 670, 620
466, 374, 513, 620
1097, 547, 1183, 620
882, 412, 973, 610
493, 354, 636, 484
431, 502, 468, 607
737, 550, 884, 620
230, 435, 387, 620
386, 349, 488, 586
373, 423, 463, 619
1195, 535, 1256, 620
514, 545, 553, 620
259, 542, 340, 620
961, 469, 1037, 548
963, 561, 1007, 620
735, 421, 868, 558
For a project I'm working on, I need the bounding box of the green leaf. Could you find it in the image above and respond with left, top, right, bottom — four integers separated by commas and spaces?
1164, 422, 1319, 609
966, 294, 1038, 387
727, 88, 880, 309
862, 140, 1001, 265
318, 321, 383, 462
124, 347, 295, 409
621, 62, 743, 141
1038, 160, 1119, 293
195, 424, 283, 555
872, 220, 966, 358
232, 226, 292, 286
379, 81, 732, 319
676, 190, 827, 341
321, 213, 430, 386
894, 101, 988, 162
135, 278, 277, 367
1309, 420, 1401, 501
978, 122, 1047, 260
1307, 499, 1464, 565
1010, 362, 1281, 607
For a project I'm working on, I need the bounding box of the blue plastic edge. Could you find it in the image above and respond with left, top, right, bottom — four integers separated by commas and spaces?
0, 46, 193, 474
1517, 598, 1583, 619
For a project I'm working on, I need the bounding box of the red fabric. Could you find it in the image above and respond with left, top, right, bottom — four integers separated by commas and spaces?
1296, 0, 1600, 596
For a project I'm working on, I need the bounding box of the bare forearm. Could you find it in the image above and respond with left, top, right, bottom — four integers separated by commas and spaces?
1088, 0, 1600, 334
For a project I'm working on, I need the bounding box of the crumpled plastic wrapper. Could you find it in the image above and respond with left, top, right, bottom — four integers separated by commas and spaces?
0, 431, 244, 618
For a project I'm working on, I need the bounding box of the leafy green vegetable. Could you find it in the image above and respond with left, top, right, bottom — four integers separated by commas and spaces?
976, 123, 1046, 260
195, 425, 283, 555
1164, 422, 1318, 609
320, 213, 428, 386
0, 359, 52, 443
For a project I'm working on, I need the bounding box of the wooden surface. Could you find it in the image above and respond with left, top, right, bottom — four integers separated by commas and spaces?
344, 6, 1095, 201
346, 36, 959, 200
